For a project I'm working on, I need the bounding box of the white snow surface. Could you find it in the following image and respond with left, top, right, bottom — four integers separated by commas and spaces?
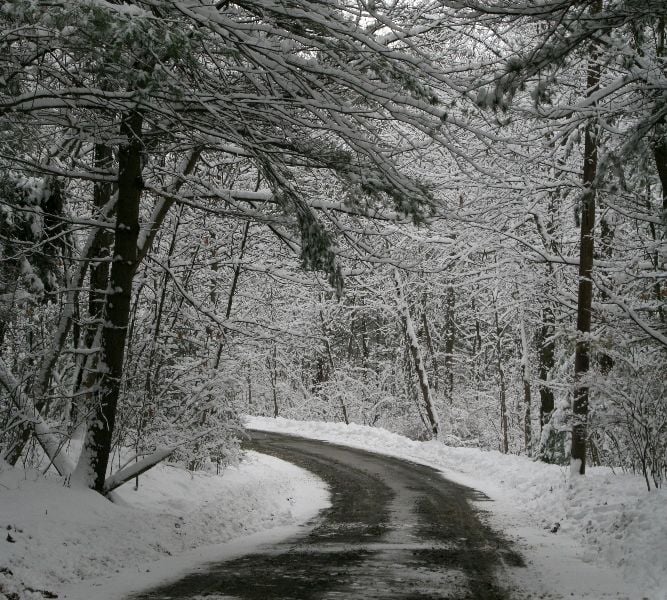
246, 416, 666, 600
2, 417, 663, 600
0, 450, 329, 600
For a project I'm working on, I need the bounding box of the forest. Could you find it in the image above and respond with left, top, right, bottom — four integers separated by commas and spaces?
0, 0, 665, 496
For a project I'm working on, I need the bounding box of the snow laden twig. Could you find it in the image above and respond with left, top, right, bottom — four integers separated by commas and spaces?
32, 196, 116, 410
145, 255, 247, 335
595, 280, 667, 348
102, 428, 215, 494
136, 148, 201, 261
0, 358, 75, 476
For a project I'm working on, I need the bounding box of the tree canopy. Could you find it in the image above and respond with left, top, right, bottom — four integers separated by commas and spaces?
1, 0, 665, 494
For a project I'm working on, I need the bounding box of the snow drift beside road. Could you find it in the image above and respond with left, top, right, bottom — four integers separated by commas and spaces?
0, 450, 329, 600
246, 416, 667, 600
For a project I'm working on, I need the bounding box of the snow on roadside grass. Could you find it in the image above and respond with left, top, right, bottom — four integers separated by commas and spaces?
0, 450, 329, 600
246, 416, 666, 600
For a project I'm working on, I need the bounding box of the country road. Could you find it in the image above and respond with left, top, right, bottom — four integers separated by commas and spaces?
128, 430, 525, 599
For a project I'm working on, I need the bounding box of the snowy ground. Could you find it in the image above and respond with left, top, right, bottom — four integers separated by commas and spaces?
0, 451, 329, 600
2, 418, 664, 600
247, 416, 667, 600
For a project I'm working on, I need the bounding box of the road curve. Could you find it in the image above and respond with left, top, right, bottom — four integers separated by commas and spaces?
128, 430, 524, 600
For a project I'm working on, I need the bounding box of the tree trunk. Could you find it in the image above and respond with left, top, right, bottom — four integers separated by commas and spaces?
318, 305, 349, 425
520, 314, 532, 454
393, 269, 439, 438
533, 183, 563, 462
247, 369, 252, 409
492, 296, 509, 454
421, 296, 440, 394
538, 309, 555, 430
444, 285, 456, 398
0, 359, 75, 476
597, 211, 615, 373
651, 20, 667, 320
572, 11, 601, 476
213, 221, 250, 370
655, 119, 667, 222
267, 344, 280, 418
74, 111, 144, 492
537, 307, 567, 462
652, 14, 667, 226
5, 148, 197, 471
4, 149, 115, 465
73, 143, 114, 432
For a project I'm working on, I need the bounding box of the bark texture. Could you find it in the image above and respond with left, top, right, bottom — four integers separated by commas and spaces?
572, 9, 601, 475
394, 269, 439, 438
75, 112, 144, 492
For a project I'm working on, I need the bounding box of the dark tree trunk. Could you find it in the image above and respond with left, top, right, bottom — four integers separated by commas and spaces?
421, 296, 439, 394
523, 376, 532, 453
493, 300, 509, 454
534, 173, 565, 463
572, 18, 601, 475
75, 111, 144, 493
445, 287, 455, 396
652, 112, 667, 324
653, 71, 667, 221
520, 316, 532, 454
269, 345, 279, 418
597, 213, 615, 374
74, 144, 114, 428
538, 310, 555, 430
655, 126, 667, 219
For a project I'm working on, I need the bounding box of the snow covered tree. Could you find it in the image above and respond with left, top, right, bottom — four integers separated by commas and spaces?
429, 0, 667, 473
0, 0, 463, 492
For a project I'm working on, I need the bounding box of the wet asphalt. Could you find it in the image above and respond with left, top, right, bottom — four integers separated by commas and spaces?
127, 430, 524, 600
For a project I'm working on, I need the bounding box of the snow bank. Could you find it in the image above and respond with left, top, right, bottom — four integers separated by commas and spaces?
0, 451, 329, 600
246, 416, 667, 600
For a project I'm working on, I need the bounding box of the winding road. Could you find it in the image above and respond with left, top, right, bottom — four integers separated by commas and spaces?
128, 430, 525, 599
